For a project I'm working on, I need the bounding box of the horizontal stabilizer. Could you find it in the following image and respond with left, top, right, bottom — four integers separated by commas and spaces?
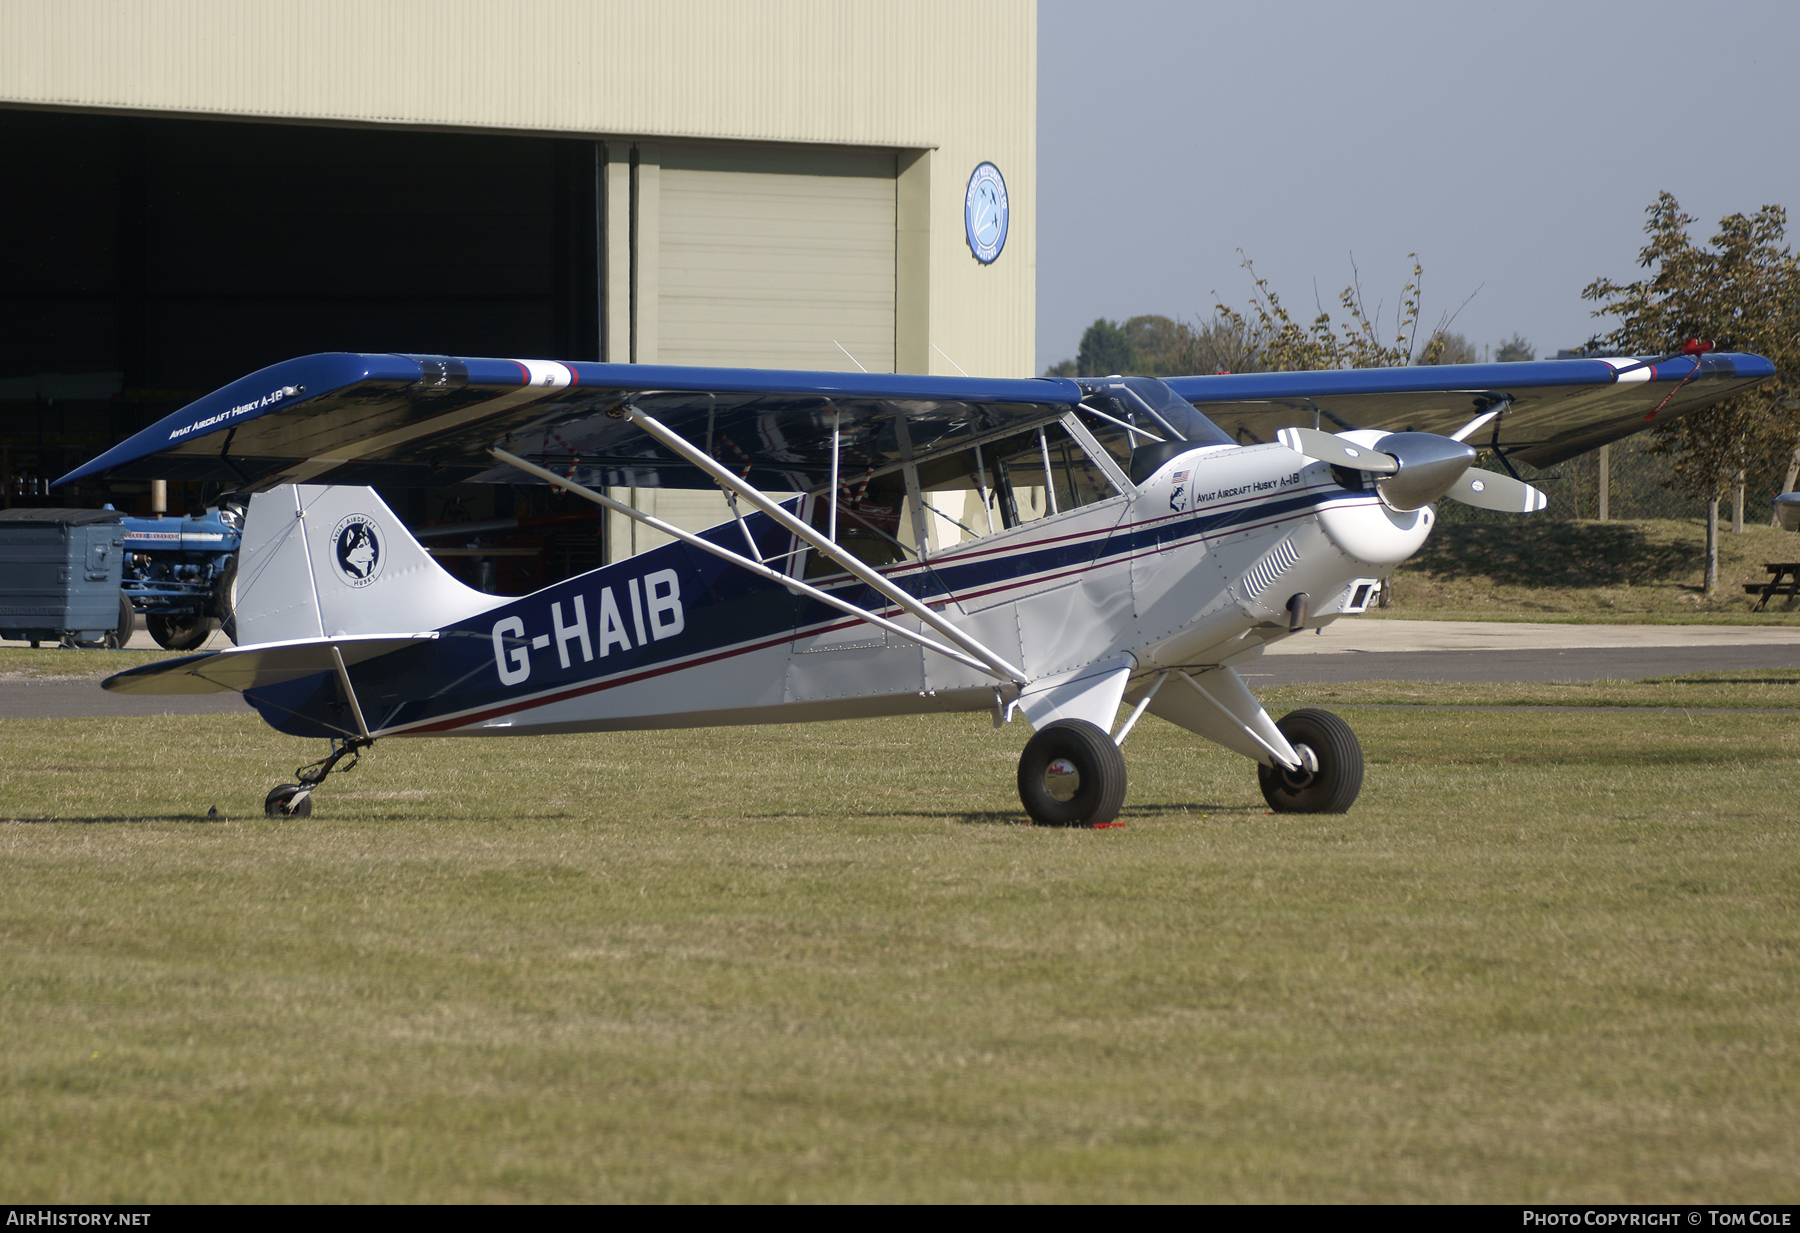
103, 633, 438, 696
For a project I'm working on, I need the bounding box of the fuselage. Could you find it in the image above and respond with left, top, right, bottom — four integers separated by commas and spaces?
247, 442, 1430, 740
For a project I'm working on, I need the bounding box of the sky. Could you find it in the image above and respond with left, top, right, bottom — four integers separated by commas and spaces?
1035, 0, 1800, 373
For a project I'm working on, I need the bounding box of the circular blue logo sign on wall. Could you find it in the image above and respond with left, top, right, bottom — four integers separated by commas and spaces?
964, 162, 1009, 265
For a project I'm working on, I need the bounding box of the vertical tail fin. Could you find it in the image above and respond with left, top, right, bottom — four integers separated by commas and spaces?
236, 485, 501, 644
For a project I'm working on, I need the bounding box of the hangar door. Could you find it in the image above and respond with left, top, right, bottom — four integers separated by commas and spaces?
608, 141, 900, 560
658, 142, 896, 373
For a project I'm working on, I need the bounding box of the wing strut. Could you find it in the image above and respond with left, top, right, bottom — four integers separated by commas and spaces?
616, 408, 1034, 684
489, 447, 1028, 686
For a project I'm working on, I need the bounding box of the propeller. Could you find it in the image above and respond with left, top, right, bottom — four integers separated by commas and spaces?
1276, 426, 1398, 474
1447, 467, 1549, 513
1277, 426, 1547, 514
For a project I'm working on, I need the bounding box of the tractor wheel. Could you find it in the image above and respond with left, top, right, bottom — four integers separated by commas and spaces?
147, 611, 209, 652
212, 558, 239, 645
110, 592, 135, 649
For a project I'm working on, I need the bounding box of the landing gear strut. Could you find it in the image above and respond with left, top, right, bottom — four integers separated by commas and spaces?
265, 737, 374, 818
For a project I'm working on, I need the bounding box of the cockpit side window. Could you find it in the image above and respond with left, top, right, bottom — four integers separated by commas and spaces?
917, 421, 1122, 544
800, 417, 1129, 575
1071, 408, 1138, 474
804, 470, 911, 577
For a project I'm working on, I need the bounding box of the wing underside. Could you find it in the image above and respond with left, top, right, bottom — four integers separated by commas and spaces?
1165, 353, 1773, 468
56, 350, 1776, 493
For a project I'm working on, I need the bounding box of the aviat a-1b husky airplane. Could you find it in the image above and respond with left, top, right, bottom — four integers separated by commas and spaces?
58, 346, 1773, 825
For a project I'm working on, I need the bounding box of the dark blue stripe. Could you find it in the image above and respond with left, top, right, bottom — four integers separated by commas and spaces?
247, 484, 1361, 738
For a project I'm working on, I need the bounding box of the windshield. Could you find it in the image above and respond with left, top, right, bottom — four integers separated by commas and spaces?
1075, 376, 1235, 449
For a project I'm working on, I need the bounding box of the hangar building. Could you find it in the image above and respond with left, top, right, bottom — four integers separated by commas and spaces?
0, 0, 1036, 584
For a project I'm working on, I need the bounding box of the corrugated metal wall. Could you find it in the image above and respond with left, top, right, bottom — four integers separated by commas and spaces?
660, 141, 895, 373
3, 1, 1011, 147
0, 0, 1036, 381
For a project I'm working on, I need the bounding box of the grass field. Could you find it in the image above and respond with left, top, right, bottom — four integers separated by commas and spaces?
3, 679, 1797, 1203
1381, 517, 1800, 623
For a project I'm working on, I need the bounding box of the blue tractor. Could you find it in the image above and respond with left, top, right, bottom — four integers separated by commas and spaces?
119, 496, 245, 650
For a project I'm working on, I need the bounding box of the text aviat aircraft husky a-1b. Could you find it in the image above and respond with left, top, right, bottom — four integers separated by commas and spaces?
59, 346, 1774, 825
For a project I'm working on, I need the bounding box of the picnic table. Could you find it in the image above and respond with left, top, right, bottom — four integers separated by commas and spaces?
1746, 562, 1800, 610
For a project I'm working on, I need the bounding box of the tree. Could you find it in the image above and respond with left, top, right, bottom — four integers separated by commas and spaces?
1045, 315, 1266, 378
1159, 316, 1267, 375
1212, 254, 1473, 371
1123, 315, 1185, 374
1494, 333, 1535, 363
1582, 192, 1800, 595
1043, 254, 1473, 379
1075, 318, 1138, 376
1124, 314, 1267, 376
1416, 331, 1478, 365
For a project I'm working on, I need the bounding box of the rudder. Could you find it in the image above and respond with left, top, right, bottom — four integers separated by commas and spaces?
235, 485, 500, 644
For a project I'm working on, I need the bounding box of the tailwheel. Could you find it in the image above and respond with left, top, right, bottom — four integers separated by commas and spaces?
262, 737, 374, 818
1017, 719, 1128, 828
264, 784, 312, 818
1258, 708, 1363, 814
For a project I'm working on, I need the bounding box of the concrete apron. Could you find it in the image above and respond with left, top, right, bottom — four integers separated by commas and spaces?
1270, 619, 1800, 655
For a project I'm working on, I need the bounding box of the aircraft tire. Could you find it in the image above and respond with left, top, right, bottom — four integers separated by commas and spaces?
147, 611, 209, 652
1017, 719, 1128, 827
264, 784, 312, 819
1259, 708, 1363, 814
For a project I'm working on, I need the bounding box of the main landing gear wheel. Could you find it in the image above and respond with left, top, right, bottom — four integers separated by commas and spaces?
147, 611, 209, 651
1258, 708, 1363, 814
264, 784, 312, 818
1017, 719, 1128, 828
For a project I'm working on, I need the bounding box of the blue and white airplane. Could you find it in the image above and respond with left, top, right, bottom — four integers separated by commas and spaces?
58, 348, 1773, 824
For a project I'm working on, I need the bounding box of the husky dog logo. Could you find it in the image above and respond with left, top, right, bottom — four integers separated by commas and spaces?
330, 513, 383, 588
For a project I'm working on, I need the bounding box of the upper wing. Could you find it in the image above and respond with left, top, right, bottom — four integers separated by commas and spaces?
55, 354, 1083, 493
56, 350, 1775, 493
1163, 353, 1775, 468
